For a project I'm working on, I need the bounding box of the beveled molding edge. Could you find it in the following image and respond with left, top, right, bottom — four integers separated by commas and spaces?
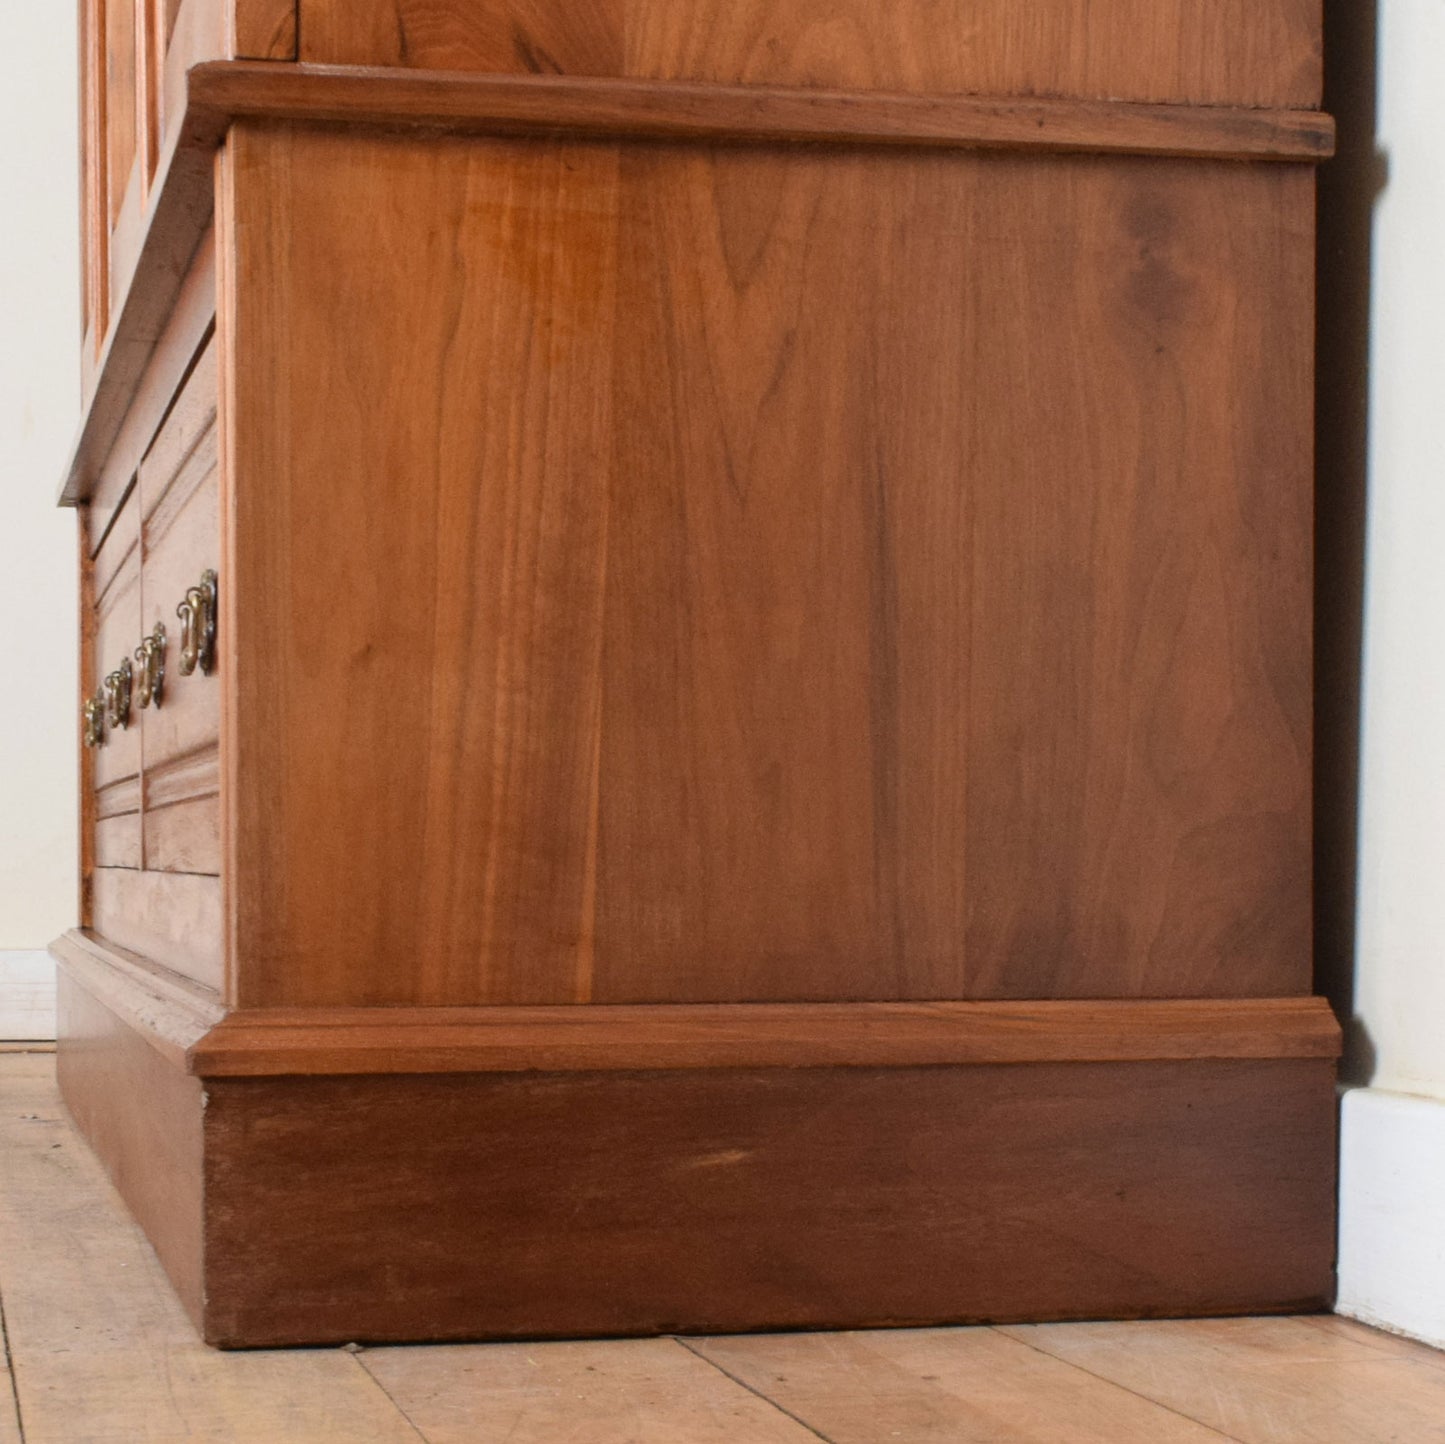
191, 996, 1343, 1076
189, 62, 1335, 162
59, 57, 1333, 507
51, 928, 223, 1068
50, 930, 1341, 1077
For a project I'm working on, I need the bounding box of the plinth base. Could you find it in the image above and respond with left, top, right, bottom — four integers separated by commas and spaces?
53, 930, 1339, 1348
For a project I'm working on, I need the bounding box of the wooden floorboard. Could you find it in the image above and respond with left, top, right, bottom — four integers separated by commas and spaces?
358, 1338, 825, 1443
0, 1055, 423, 1444
0, 1293, 22, 1444
686, 1329, 1235, 1443
2, 1053, 1442, 1443
999, 1318, 1445, 1443
1290, 1312, 1445, 1371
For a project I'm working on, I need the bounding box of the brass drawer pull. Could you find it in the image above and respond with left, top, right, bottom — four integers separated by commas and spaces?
176, 570, 218, 676
104, 658, 133, 731
82, 695, 104, 748
134, 623, 166, 709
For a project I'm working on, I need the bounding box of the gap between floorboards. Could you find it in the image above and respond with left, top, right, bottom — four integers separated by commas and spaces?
674, 1336, 838, 1443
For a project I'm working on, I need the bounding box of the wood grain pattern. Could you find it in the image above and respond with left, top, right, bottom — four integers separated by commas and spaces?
61, 75, 219, 507
105, 0, 139, 228
90, 501, 141, 790
8, 1050, 426, 1441
686, 1329, 1229, 1444
145, 788, 221, 873
229, 0, 296, 58
297, 0, 1323, 109
108, 146, 149, 342
138, 337, 221, 791
199, 1057, 1336, 1345
77, 514, 97, 927
48, 937, 1337, 1346
163, 0, 227, 158
90, 868, 223, 990
95, 814, 142, 869
80, 0, 108, 357
60, 58, 1332, 504
187, 63, 1335, 161
51, 928, 223, 1064
57, 1, 1331, 1350
227, 126, 1313, 1007
189, 997, 1341, 1077
141, 0, 166, 191
84, 228, 214, 536
996, 1318, 1445, 1443
3, 1075, 1435, 1442
959, 158, 1315, 999
0, 1326, 17, 1444
54, 970, 207, 1325
355, 1338, 839, 1444
225, 124, 619, 1007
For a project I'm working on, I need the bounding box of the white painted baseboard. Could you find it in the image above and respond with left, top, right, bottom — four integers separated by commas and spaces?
1337, 1085, 1445, 1351
0, 949, 57, 1040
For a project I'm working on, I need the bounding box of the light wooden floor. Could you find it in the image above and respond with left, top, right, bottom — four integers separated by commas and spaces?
3, 1050, 1443, 1444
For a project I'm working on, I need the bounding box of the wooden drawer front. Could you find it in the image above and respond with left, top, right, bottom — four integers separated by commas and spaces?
90, 496, 143, 800
84, 331, 223, 994
90, 870, 224, 991
89, 489, 143, 886
139, 336, 221, 877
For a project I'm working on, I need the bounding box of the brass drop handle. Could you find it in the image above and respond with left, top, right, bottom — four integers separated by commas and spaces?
134, 623, 166, 709
176, 570, 218, 676
82, 695, 104, 748
104, 658, 133, 731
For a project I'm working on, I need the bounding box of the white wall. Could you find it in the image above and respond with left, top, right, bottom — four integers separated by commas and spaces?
0, 4, 81, 1034
1338, 0, 1445, 1349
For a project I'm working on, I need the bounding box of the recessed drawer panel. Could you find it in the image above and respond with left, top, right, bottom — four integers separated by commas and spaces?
90, 868, 224, 992
139, 337, 221, 875
89, 494, 142, 798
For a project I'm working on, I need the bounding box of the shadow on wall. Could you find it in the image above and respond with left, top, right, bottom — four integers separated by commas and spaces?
1315, 0, 1385, 1086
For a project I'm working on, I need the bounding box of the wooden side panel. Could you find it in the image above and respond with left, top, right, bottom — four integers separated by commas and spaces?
55, 970, 206, 1330
297, 0, 1322, 108
594, 145, 970, 1003
200, 1057, 1337, 1346
228, 128, 1312, 1008
960, 160, 1315, 999
230, 0, 297, 58
227, 127, 620, 1007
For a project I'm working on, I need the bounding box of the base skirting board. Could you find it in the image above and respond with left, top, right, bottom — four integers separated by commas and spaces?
52, 928, 1341, 1348
0, 950, 57, 1040
1337, 1085, 1445, 1351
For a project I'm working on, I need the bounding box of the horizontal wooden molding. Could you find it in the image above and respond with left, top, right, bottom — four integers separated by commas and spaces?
190, 995, 1340, 1078
50, 929, 223, 1068
95, 774, 143, 820
187, 63, 1335, 162
145, 746, 221, 810
48, 930, 1343, 1077
60, 59, 1332, 506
